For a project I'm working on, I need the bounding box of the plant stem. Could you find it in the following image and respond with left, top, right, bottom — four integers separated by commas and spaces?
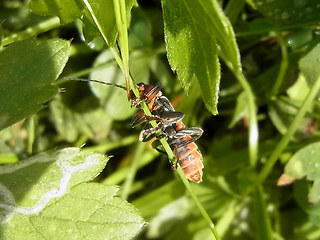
102, 150, 159, 185
81, 0, 124, 70
235, 71, 258, 167
270, 31, 288, 97
225, 0, 245, 24
220, 53, 258, 167
177, 167, 221, 240
258, 75, 320, 184
27, 117, 35, 155
113, 0, 131, 91
1, 17, 60, 47
253, 185, 273, 240
121, 142, 146, 200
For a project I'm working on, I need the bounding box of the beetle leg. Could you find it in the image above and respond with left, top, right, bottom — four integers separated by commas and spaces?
131, 83, 163, 108
138, 122, 164, 142
131, 111, 163, 127
169, 128, 204, 148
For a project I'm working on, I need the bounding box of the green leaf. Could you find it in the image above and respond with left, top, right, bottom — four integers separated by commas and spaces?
0, 38, 70, 131
268, 96, 298, 135
0, 148, 108, 221
29, 0, 84, 24
147, 196, 191, 238
0, 148, 145, 239
161, 0, 241, 115
229, 91, 249, 128
3, 183, 145, 239
287, 73, 310, 102
129, 8, 153, 49
299, 43, 320, 88
0, 148, 109, 210
283, 142, 320, 204
268, 96, 312, 138
252, 0, 320, 27
50, 95, 112, 142
308, 204, 320, 227
82, 0, 136, 46
253, 186, 273, 240
90, 50, 136, 120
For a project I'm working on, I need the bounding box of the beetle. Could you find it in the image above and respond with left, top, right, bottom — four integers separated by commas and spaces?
130, 83, 204, 183
66, 78, 204, 182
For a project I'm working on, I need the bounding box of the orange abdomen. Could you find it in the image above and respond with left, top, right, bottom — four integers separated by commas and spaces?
174, 142, 204, 183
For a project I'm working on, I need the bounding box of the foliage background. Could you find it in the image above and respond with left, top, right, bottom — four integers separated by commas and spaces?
0, 0, 320, 239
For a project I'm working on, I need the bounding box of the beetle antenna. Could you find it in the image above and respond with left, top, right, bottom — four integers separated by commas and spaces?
64, 77, 127, 90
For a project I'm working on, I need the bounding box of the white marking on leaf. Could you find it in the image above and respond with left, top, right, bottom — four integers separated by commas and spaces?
0, 148, 101, 223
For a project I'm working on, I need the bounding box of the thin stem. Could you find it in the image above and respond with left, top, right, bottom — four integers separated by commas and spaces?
253, 185, 273, 240
81, 0, 123, 70
225, 0, 245, 24
1, 17, 60, 47
270, 31, 289, 97
27, 117, 35, 155
121, 142, 146, 200
102, 150, 159, 185
0, 154, 19, 164
176, 167, 221, 240
220, 52, 258, 167
81, 135, 137, 153
258, 75, 320, 184
113, 0, 130, 91
119, 0, 130, 74
235, 71, 258, 167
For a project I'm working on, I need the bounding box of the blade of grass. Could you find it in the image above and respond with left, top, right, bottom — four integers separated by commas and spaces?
216, 200, 239, 237
258, 75, 320, 184
176, 167, 221, 240
237, 72, 258, 167
225, 0, 246, 24
27, 117, 35, 155
222, 62, 258, 167
270, 31, 289, 97
121, 142, 146, 200
253, 185, 273, 240
1, 17, 60, 47
102, 149, 159, 185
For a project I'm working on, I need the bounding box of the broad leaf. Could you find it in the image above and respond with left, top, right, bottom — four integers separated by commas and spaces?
29, 0, 84, 24
252, 0, 320, 27
0, 38, 70, 130
3, 183, 145, 239
162, 0, 241, 115
282, 142, 320, 204
50, 95, 112, 142
0, 148, 145, 239
299, 43, 320, 88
